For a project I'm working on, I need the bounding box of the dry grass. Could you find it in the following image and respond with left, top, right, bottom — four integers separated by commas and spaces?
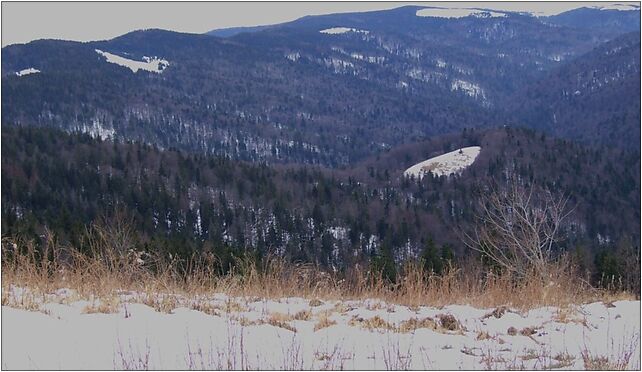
398, 317, 438, 333
230, 312, 299, 332
223, 300, 245, 313
293, 309, 312, 321
554, 307, 588, 326
1, 226, 635, 314
82, 296, 120, 314
141, 294, 179, 314
361, 315, 396, 332
581, 333, 640, 370
582, 353, 623, 370
189, 302, 221, 317
551, 352, 576, 369
436, 313, 463, 332
314, 313, 337, 331
266, 312, 297, 332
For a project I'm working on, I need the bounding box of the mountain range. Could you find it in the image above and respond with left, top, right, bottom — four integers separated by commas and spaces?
3, 5, 640, 166
1, 5, 640, 281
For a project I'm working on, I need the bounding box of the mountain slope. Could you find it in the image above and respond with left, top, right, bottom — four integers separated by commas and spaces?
2, 26, 501, 166
510, 31, 641, 149
545, 6, 641, 35
3, 6, 637, 166
3, 126, 639, 271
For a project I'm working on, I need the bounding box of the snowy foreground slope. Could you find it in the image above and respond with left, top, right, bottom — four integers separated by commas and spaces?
404, 146, 481, 179
2, 291, 639, 370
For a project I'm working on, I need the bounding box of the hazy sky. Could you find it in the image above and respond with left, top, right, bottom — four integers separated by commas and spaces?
2, 2, 638, 47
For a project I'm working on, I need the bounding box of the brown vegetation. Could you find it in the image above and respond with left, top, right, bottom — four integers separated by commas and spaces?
1, 220, 634, 315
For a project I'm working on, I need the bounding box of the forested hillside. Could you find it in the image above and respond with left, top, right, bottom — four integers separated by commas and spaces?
1, 4, 639, 288
2, 6, 639, 164
3, 126, 639, 286
2, 6, 640, 370
510, 31, 641, 148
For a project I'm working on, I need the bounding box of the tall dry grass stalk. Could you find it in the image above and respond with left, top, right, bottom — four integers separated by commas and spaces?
1, 228, 633, 311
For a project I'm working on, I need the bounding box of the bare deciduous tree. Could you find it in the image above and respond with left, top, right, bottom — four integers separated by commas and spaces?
464, 182, 573, 281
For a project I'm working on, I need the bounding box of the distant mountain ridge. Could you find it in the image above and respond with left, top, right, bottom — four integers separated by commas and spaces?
545, 6, 641, 34
2, 5, 640, 166
510, 31, 641, 149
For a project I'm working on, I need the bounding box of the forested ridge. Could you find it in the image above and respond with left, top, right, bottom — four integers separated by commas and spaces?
1, 5, 640, 291
2, 126, 639, 287
2, 6, 640, 166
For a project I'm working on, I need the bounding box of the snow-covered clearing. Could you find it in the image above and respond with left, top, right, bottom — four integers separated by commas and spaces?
319, 27, 369, 35
404, 146, 481, 179
15, 67, 40, 76
590, 3, 640, 11
416, 7, 507, 18
95, 49, 169, 73
2, 288, 639, 370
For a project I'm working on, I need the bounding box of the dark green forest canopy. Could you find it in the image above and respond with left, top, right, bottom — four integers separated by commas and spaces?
2, 126, 639, 284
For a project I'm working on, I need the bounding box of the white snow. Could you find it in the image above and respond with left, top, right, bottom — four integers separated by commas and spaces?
78, 117, 115, 140
590, 3, 640, 11
285, 52, 301, 62
323, 57, 354, 73
549, 54, 564, 62
2, 289, 639, 370
319, 27, 370, 35
328, 226, 347, 240
95, 49, 169, 73
451, 79, 485, 99
350, 53, 385, 64
404, 146, 481, 179
15, 68, 40, 76
416, 7, 507, 18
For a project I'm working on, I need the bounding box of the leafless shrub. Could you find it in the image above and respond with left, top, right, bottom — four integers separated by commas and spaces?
381, 336, 413, 370
581, 332, 640, 370
464, 182, 574, 283
115, 339, 151, 370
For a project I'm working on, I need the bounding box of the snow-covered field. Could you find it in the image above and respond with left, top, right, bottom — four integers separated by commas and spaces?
319, 27, 369, 35
404, 146, 481, 179
2, 288, 639, 370
416, 7, 507, 18
590, 3, 640, 11
95, 50, 169, 73
15, 67, 40, 77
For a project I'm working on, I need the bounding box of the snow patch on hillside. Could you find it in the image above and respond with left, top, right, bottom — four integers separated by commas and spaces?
15, 68, 40, 76
285, 52, 301, 62
79, 118, 115, 140
350, 53, 386, 64
417, 7, 507, 18
2, 289, 639, 370
323, 57, 354, 73
95, 49, 169, 73
590, 3, 640, 11
404, 146, 481, 179
451, 79, 485, 99
320, 27, 369, 35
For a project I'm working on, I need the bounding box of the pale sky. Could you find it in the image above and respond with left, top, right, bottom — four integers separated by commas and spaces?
1, 2, 639, 47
